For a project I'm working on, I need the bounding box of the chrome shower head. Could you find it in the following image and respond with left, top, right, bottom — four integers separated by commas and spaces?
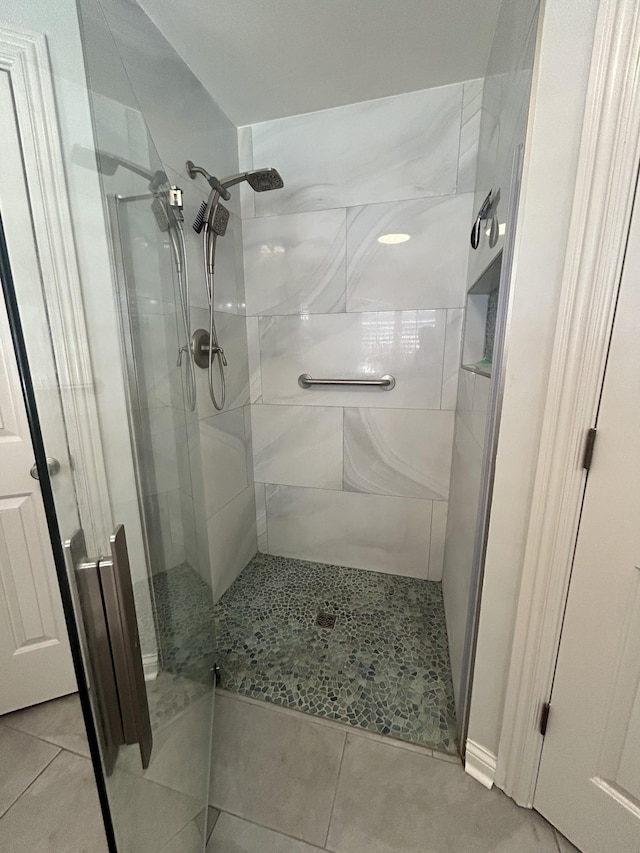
245, 168, 284, 192
220, 168, 284, 193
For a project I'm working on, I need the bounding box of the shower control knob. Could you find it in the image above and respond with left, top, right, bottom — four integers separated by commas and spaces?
30, 457, 61, 481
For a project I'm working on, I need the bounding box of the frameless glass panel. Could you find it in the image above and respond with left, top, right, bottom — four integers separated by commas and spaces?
0, 0, 215, 850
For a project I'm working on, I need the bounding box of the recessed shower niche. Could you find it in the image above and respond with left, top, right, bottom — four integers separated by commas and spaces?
462, 251, 503, 378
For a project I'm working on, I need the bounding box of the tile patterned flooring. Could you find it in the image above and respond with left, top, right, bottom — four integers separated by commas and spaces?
207, 691, 581, 853
0, 694, 108, 852
0, 693, 581, 852
214, 553, 458, 753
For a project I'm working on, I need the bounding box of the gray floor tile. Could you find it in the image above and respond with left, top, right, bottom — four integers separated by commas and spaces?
0, 693, 90, 757
554, 828, 582, 852
326, 734, 559, 853
105, 757, 203, 853
158, 819, 205, 852
210, 693, 345, 847
0, 726, 59, 818
208, 812, 325, 853
0, 750, 108, 852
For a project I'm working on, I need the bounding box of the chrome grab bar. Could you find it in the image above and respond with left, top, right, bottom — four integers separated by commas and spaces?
298, 373, 396, 390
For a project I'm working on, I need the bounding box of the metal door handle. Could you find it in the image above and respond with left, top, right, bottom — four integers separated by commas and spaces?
70, 525, 153, 771
99, 525, 153, 769
30, 457, 60, 480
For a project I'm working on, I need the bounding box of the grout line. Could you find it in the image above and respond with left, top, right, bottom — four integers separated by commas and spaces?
0, 719, 91, 761
243, 401, 456, 413
247, 187, 467, 220
255, 479, 442, 503
211, 809, 325, 850
323, 731, 347, 850
0, 747, 61, 819
427, 499, 435, 581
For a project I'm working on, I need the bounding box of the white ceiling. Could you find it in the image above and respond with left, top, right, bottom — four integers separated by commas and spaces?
137, 0, 502, 126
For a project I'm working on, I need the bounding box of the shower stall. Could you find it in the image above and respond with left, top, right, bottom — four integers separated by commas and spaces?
0, 0, 540, 849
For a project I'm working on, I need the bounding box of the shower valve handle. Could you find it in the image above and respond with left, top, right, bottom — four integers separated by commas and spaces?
212, 345, 227, 367
177, 344, 188, 367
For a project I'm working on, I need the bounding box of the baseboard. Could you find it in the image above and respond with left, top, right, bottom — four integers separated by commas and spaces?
464, 739, 497, 789
142, 652, 159, 681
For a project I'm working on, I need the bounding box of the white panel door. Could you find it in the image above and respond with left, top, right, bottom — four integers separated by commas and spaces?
534, 196, 640, 851
0, 71, 76, 713
0, 289, 76, 713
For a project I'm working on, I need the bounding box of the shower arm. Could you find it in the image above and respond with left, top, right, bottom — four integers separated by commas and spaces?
186, 160, 231, 201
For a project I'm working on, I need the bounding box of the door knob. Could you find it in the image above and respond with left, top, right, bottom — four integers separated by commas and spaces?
30, 457, 61, 480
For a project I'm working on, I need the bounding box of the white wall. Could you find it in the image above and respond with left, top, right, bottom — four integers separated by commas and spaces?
241, 82, 482, 579
467, 0, 600, 761
443, 0, 540, 716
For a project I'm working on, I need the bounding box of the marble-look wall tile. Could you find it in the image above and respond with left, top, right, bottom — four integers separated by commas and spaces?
208, 484, 257, 600
200, 408, 249, 517
192, 308, 250, 418
442, 308, 465, 410
442, 413, 485, 704
343, 408, 454, 500
237, 125, 256, 220
243, 209, 346, 315
458, 79, 484, 193
252, 405, 343, 489
429, 501, 449, 581
251, 84, 463, 216
246, 316, 262, 403
346, 195, 472, 312
265, 484, 432, 579
259, 311, 446, 409
471, 373, 491, 448
254, 482, 268, 552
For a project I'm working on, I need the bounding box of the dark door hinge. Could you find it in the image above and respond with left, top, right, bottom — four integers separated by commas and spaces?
582, 427, 597, 471
539, 702, 551, 736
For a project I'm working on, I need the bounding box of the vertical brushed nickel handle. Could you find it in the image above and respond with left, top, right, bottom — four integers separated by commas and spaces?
67, 529, 122, 777
98, 525, 153, 769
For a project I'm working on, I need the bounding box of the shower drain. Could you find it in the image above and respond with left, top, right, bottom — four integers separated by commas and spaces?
316, 611, 337, 630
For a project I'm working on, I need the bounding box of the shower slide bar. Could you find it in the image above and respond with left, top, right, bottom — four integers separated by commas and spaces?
298, 373, 396, 390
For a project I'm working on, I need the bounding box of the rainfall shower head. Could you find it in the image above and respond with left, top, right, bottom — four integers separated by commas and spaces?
220, 168, 284, 193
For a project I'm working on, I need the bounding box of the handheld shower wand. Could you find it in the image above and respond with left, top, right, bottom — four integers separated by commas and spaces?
186, 162, 284, 411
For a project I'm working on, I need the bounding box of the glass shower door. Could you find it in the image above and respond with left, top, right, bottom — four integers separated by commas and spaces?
0, 54, 216, 853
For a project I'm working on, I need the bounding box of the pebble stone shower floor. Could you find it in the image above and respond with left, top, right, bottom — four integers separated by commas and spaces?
214, 553, 458, 754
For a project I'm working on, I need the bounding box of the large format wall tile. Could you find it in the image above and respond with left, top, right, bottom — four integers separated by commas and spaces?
243, 209, 346, 315
265, 485, 432, 578
259, 311, 446, 409
458, 79, 484, 193
251, 84, 463, 216
346, 195, 472, 312
344, 408, 454, 500
252, 404, 343, 489
200, 408, 249, 516
207, 484, 257, 599
442, 308, 465, 410
193, 308, 250, 418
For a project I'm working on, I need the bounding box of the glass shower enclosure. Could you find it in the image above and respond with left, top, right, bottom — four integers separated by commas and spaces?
0, 1, 216, 850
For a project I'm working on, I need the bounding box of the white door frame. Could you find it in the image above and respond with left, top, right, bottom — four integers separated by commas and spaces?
495, 0, 640, 805
0, 23, 113, 554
